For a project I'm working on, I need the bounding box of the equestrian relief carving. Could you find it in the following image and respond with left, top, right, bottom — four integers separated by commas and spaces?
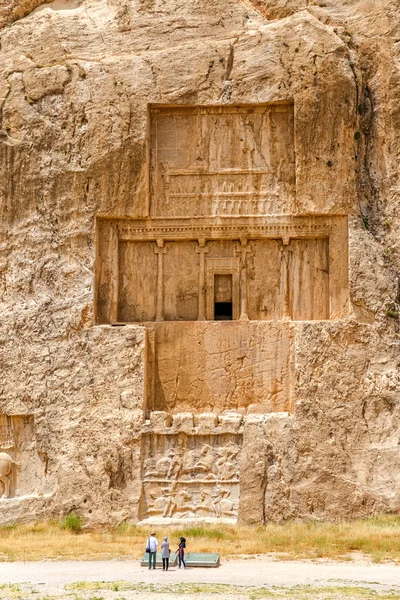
141, 434, 241, 520
0, 452, 16, 500
0, 414, 45, 501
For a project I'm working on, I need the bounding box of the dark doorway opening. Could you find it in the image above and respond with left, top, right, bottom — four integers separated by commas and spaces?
214, 302, 233, 320
214, 273, 233, 320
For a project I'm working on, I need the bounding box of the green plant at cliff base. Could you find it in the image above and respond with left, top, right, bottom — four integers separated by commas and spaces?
62, 513, 82, 533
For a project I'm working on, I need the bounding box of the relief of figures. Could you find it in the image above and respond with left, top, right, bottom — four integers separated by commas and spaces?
0, 415, 15, 451
141, 434, 241, 520
144, 483, 238, 519
0, 453, 13, 499
161, 168, 286, 217
151, 105, 295, 218
143, 439, 240, 483
0, 414, 44, 500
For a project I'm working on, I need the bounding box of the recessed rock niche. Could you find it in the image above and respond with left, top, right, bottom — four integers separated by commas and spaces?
96, 216, 348, 324
95, 102, 349, 424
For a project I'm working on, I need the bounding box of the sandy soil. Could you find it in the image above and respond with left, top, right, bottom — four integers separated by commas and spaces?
0, 556, 400, 598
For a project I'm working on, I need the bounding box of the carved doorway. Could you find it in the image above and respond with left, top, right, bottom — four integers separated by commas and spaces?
214, 274, 233, 320
206, 258, 240, 320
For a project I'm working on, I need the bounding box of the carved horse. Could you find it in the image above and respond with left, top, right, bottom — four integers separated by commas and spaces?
0, 452, 14, 499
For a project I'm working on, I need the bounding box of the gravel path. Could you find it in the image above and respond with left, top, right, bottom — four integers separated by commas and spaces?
0, 557, 399, 595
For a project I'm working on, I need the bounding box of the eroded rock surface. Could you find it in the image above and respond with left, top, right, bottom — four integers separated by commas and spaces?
0, 0, 399, 525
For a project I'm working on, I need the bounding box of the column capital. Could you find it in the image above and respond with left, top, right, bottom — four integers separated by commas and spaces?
195, 239, 209, 254
235, 241, 252, 258
154, 240, 168, 254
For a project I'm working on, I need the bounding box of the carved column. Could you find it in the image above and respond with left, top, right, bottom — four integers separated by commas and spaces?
195, 239, 209, 321
280, 237, 291, 320
235, 237, 252, 321
154, 239, 168, 322
109, 223, 119, 324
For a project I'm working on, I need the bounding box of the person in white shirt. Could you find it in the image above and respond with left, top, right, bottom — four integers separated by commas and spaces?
147, 531, 158, 569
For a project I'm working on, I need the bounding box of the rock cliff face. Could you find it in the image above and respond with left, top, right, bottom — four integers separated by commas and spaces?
0, 0, 399, 525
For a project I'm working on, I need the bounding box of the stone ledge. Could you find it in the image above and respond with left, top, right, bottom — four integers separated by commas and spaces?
0, 494, 54, 526
143, 411, 293, 435
137, 516, 237, 525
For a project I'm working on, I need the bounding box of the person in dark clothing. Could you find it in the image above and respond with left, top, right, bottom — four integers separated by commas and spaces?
177, 536, 186, 569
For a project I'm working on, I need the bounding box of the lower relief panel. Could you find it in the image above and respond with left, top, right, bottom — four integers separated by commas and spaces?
140, 432, 242, 521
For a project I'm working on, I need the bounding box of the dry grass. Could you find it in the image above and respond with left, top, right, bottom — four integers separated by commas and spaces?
0, 515, 400, 563
2, 582, 400, 599
66, 581, 400, 599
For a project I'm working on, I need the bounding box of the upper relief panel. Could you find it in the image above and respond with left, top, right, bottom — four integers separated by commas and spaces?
149, 104, 295, 218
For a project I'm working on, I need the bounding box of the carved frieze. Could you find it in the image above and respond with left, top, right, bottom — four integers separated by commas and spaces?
140, 432, 242, 520
116, 216, 331, 243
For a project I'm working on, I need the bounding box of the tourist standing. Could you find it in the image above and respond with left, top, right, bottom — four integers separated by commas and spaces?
161, 536, 170, 571
146, 531, 158, 569
177, 536, 187, 569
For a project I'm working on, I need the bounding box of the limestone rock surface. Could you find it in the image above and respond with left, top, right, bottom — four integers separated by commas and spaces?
0, 0, 399, 525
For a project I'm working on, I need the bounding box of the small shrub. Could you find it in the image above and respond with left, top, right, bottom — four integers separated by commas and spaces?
386, 308, 399, 320
62, 513, 82, 533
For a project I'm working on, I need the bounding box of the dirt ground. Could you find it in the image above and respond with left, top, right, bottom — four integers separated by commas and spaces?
1, 556, 400, 599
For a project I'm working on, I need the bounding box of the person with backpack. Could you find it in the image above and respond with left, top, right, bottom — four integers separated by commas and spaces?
177, 536, 187, 569
146, 531, 158, 570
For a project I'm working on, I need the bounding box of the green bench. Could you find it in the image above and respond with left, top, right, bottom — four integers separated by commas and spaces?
185, 552, 220, 567
141, 551, 220, 568
141, 551, 178, 567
